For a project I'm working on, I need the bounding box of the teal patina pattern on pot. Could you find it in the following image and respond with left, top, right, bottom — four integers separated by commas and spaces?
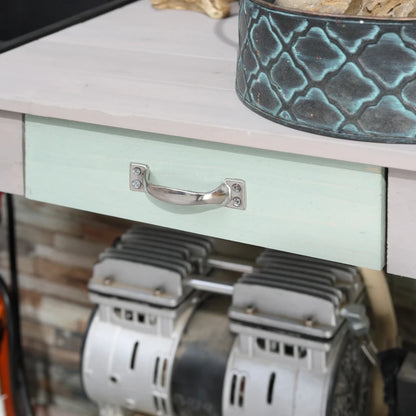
236, 0, 416, 143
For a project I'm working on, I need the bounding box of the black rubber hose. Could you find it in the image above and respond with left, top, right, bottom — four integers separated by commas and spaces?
6, 195, 20, 348
5, 195, 34, 416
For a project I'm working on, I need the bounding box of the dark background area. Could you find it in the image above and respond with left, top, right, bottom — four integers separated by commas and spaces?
0, 0, 136, 52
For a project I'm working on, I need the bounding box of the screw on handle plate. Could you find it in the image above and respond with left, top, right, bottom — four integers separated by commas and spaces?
129, 163, 246, 210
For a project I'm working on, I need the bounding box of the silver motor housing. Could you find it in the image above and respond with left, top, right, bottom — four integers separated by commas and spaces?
81, 227, 371, 416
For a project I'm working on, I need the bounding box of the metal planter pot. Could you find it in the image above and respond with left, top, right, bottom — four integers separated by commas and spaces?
236, 0, 416, 143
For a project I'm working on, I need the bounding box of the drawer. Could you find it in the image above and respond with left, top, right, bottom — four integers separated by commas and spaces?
387, 169, 416, 278
25, 116, 386, 269
0, 111, 24, 195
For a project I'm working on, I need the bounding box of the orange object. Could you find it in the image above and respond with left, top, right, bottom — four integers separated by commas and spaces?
0, 294, 16, 416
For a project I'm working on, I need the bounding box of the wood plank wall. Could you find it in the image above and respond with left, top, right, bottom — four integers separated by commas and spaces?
0, 196, 134, 416
0, 196, 414, 415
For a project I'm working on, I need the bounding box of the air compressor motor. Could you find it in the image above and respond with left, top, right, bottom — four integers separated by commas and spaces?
82, 226, 372, 416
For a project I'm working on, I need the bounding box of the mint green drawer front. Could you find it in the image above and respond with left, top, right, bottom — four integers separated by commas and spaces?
25, 116, 386, 269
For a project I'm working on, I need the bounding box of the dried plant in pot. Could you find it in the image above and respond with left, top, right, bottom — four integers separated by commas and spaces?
236, 0, 416, 143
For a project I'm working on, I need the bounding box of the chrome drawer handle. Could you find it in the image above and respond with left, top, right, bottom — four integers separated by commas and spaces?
129, 163, 246, 210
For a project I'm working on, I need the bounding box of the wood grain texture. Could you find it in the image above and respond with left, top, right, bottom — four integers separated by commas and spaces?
0, 2, 414, 170
387, 169, 416, 278
25, 116, 386, 269
0, 111, 24, 194
0, 196, 140, 416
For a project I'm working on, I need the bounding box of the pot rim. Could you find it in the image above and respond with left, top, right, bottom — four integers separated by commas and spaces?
247, 0, 416, 23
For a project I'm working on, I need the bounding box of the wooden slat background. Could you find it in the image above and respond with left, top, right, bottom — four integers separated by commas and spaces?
0, 196, 414, 415
0, 196, 134, 416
